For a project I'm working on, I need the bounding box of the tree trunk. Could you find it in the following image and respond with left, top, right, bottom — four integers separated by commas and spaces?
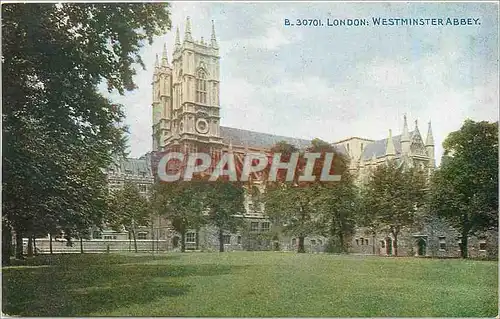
33, 236, 37, 255
460, 215, 470, 259
151, 221, 155, 254
49, 234, 53, 254
372, 233, 376, 255
80, 237, 84, 254
460, 233, 468, 259
196, 228, 200, 250
219, 228, 224, 252
27, 236, 33, 257
338, 233, 345, 253
15, 230, 24, 260
181, 231, 186, 253
298, 236, 305, 253
2, 223, 12, 266
131, 228, 138, 253
393, 232, 398, 257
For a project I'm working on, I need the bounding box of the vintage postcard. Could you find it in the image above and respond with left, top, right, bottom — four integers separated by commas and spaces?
2, 1, 498, 317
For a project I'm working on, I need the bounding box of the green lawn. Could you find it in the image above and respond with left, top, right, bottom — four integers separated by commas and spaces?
2, 252, 498, 317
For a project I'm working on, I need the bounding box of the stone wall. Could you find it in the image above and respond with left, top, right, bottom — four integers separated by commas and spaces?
350, 219, 498, 259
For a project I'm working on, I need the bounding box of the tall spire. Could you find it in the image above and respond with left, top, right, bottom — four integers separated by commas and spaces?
184, 16, 192, 42
211, 20, 218, 48
175, 26, 181, 47
154, 53, 159, 68
401, 114, 410, 142
425, 121, 434, 146
161, 43, 169, 66
385, 129, 396, 156
413, 119, 421, 138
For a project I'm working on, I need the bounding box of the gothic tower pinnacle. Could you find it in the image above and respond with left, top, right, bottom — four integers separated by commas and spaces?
401, 114, 411, 155
385, 129, 396, 157
425, 121, 434, 146
161, 43, 169, 67
175, 26, 181, 47
184, 16, 193, 42
425, 121, 436, 170
211, 20, 218, 48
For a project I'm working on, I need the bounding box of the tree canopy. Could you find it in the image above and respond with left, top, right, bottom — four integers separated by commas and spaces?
430, 119, 498, 258
361, 160, 427, 256
2, 3, 172, 264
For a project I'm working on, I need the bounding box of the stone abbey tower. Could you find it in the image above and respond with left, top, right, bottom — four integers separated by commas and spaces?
151, 17, 223, 155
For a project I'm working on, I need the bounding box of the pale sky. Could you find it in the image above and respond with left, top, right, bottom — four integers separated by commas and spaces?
100, 2, 499, 166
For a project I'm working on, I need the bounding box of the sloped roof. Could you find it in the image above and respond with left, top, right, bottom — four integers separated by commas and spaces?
110, 157, 151, 175
220, 126, 347, 154
361, 131, 414, 160
220, 126, 312, 150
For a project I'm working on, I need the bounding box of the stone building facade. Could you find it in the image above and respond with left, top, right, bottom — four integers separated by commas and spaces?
98, 17, 496, 257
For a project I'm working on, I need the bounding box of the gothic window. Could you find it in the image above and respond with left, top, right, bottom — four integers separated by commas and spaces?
250, 222, 259, 232
261, 222, 270, 232
196, 70, 207, 104
180, 86, 183, 105
186, 233, 196, 243
361, 143, 364, 152
439, 236, 446, 250
223, 235, 231, 245
479, 241, 486, 251
137, 233, 148, 240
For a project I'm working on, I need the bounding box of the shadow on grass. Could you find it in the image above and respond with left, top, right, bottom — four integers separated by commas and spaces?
2, 254, 248, 317
6, 253, 180, 268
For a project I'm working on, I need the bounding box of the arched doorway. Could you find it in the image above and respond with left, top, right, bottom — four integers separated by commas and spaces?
172, 236, 180, 249
416, 237, 427, 256
386, 237, 393, 256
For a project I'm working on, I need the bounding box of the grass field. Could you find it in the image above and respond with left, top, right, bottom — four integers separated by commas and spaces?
2, 252, 498, 317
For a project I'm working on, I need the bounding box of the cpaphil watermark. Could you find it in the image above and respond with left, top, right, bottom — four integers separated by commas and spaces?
151, 151, 342, 183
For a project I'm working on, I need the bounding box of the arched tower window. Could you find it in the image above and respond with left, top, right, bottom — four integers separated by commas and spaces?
196, 70, 207, 104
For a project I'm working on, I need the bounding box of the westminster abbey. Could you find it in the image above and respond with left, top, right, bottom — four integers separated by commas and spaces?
100, 17, 496, 258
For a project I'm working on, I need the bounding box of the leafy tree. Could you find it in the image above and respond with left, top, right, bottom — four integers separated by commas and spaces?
306, 139, 354, 253
363, 160, 427, 256
2, 3, 171, 264
263, 142, 308, 253
151, 181, 206, 252
315, 171, 359, 253
430, 120, 498, 258
202, 181, 245, 252
108, 182, 151, 253
263, 139, 349, 253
